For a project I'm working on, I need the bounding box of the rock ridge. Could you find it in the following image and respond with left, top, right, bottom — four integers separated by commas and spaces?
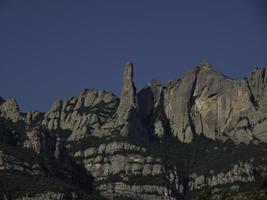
0, 61, 267, 200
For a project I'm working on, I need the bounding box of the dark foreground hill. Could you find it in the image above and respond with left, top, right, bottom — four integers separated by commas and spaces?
0, 61, 267, 200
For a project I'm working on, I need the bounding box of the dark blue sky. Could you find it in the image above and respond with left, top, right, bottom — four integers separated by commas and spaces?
0, 0, 267, 112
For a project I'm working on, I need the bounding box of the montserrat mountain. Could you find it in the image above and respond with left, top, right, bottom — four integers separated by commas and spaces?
0, 61, 267, 200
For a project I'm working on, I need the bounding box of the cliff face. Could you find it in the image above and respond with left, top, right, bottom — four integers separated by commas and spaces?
0, 61, 267, 200
164, 62, 267, 144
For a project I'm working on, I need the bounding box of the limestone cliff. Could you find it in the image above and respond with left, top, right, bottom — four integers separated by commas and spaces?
0, 61, 267, 200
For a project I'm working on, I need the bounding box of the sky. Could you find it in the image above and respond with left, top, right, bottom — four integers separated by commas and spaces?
0, 0, 267, 112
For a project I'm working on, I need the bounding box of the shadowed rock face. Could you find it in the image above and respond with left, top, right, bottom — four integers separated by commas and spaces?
248, 67, 267, 111
0, 61, 267, 200
137, 79, 169, 138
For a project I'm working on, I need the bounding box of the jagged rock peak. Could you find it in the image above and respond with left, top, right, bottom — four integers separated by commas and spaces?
0, 97, 20, 122
196, 60, 228, 80
116, 61, 137, 121
198, 59, 212, 68
48, 99, 62, 113
249, 67, 267, 84
124, 60, 134, 80
148, 79, 162, 88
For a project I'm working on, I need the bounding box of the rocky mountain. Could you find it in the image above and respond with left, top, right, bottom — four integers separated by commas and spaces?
0, 61, 267, 200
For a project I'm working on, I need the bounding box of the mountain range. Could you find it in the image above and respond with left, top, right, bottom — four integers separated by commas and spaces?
0, 61, 267, 200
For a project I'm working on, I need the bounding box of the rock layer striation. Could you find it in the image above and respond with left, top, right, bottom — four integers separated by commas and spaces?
0, 61, 267, 200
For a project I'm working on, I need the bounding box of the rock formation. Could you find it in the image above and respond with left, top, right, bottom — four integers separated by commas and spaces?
116, 61, 137, 121
0, 61, 267, 200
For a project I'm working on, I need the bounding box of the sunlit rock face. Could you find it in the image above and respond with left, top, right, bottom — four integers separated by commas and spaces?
163, 62, 266, 144
0, 61, 267, 200
0, 97, 20, 122
42, 89, 119, 141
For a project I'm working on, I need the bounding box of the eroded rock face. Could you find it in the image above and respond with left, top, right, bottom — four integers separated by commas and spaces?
14, 191, 92, 200
164, 67, 199, 143
0, 150, 42, 175
0, 98, 20, 122
162, 63, 267, 144
189, 161, 256, 190
98, 183, 178, 200
15, 192, 66, 200
138, 79, 169, 138
69, 138, 182, 200
0, 61, 267, 200
191, 65, 254, 142
101, 61, 149, 140
42, 89, 119, 141
248, 67, 267, 111
116, 61, 137, 122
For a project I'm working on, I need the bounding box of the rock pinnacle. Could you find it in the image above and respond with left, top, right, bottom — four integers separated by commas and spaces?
116, 61, 137, 121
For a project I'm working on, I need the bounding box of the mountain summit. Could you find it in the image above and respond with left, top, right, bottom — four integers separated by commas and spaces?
0, 62, 267, 200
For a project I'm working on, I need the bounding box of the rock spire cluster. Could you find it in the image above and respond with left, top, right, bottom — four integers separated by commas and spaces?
0, 61, 266, 200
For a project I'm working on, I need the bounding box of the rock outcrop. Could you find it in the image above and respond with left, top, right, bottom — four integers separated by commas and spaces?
101, 61, 148, 140
0, 61, 267, 200
163, 62, 267, 144
116, 61, 137, 121
137, 79, 169, 138
0, 97, 20, 122
77, 140, 182, 199
42, 89, 119, 141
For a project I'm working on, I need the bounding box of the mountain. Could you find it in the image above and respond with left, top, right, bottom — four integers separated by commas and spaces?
0, 61, 267, 200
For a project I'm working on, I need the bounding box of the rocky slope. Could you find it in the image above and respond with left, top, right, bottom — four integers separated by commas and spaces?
0, 61, 266, 200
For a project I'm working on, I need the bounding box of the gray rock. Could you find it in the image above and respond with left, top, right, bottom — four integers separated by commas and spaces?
164, 68, 198, 143
162, 63, 267, 144
15, 192, 76, 200
42, 89, 119, 141
116, 61, 137, 122
248, 67, 267, 112
1, 61, 267, 200
0, 97, 20, 122
137, 79, 169, 138
189, 161, 256, 190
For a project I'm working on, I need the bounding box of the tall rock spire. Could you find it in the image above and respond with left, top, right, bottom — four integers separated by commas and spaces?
116, 61, 137, 121
123, 61, 134, 81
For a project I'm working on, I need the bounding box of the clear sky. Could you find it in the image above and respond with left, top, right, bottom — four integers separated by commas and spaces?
0, 0, 267, 112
